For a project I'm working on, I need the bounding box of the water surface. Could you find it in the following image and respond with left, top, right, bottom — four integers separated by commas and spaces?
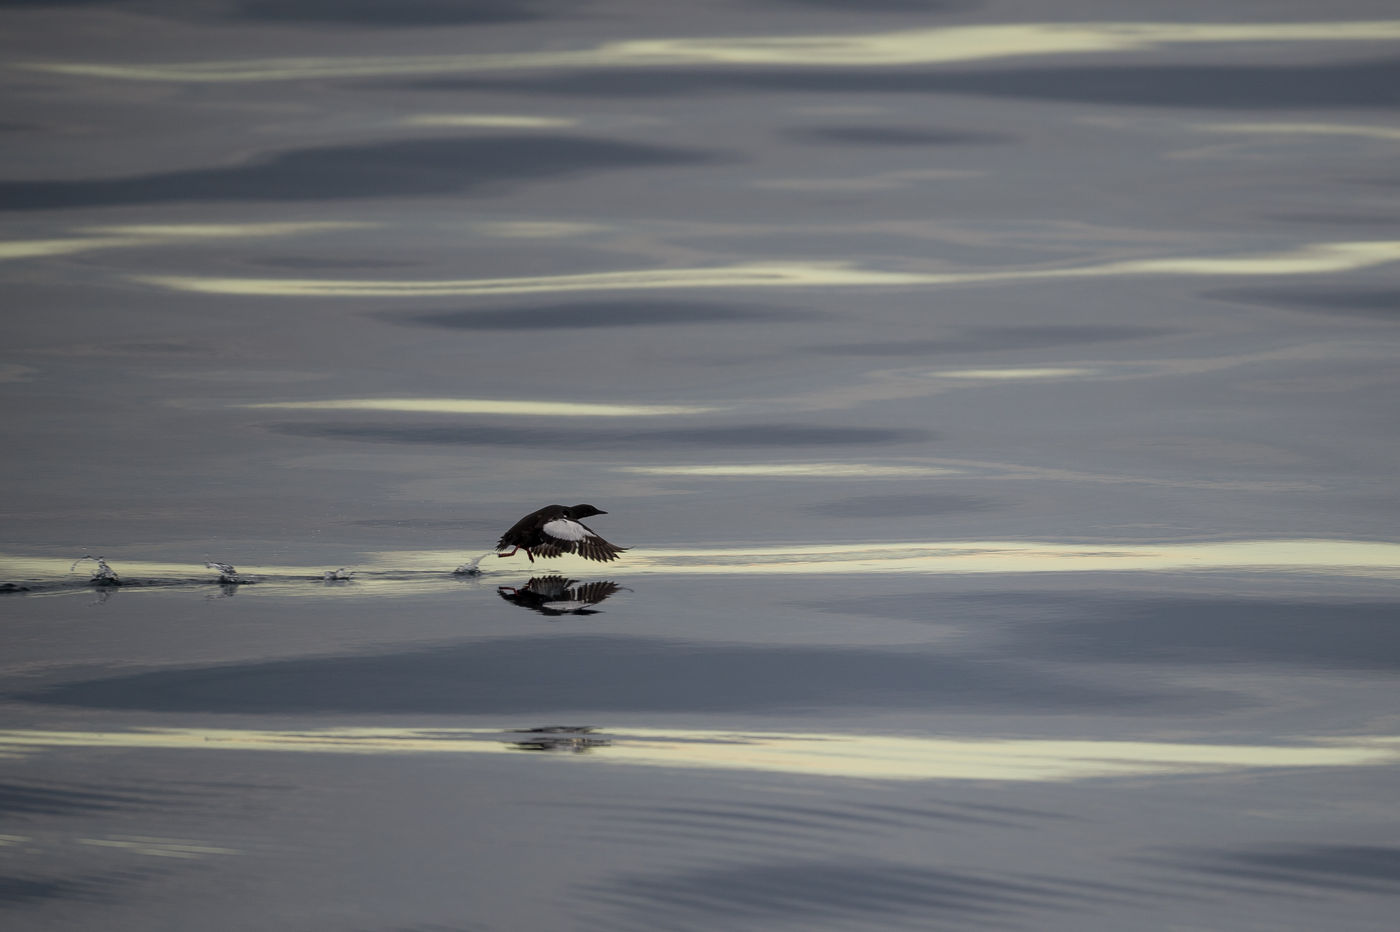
3, 1, 1399, 929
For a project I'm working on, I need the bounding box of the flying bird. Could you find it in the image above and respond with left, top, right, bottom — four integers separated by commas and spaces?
496, 504, 627, 563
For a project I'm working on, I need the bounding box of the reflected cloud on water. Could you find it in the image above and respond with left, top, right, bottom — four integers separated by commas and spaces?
134, 240, 1400, 297
23, 21, 1400, 82
1144, 844, 1400, 896
137, 260, 942, 297
1206, 285, 1400, 321
243, 398, 721, 416
805, 492, 1001, 518
619, 539, 1400, 577
1193, 121, 1400, 143
778, 340, 1396, 419
422, 56, 1400, 112
925, 366, 1099, 380
3, 726, 1399, 784
75, 837, 238, 860
0, 869, 140, 907
232, 0, 560, 27
0, 221, 369, 261
0, 555, 488, 598
0, 778, 178, 819
753, 167, 984, 191
616, 463, 960, 478
0, 135, 714, 212
399, 113, 577, 128
999, 595, 1400, 671
5, 537, 1399, 593
783, 125, 1012, 147
809, 324, 1174, 356
268, 422, 934, 448
13, 633, 1182, 715
581, 857, 1121, 924
390, 298, 817, 330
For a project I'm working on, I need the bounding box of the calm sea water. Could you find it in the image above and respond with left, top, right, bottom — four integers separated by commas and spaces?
3, 2, 1400, 929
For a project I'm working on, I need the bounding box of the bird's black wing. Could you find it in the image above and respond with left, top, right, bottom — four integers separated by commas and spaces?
566, 522, 624, 562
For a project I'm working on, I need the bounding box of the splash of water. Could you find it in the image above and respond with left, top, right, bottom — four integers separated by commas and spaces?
321, 568, 354, 581
71, 554, 120, 586
204, 561, 241, 584
453, 553, 489, 576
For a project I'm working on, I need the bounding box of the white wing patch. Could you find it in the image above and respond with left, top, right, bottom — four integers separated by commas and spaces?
542, 518, 591, 542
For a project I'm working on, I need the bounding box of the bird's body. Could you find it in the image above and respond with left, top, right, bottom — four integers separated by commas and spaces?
496, 504, 627, 563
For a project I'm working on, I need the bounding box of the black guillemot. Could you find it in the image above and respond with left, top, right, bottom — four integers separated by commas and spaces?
495, 504, 627, 563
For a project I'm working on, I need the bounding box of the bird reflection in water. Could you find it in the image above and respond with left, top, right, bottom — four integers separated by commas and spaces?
208, 581, 241, 600
497, 575, 624, 616
506, 726, 611, 753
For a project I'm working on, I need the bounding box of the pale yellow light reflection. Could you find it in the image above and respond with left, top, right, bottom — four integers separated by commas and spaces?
78, 837, 240, 859
619, 459, 1317, 491
7, 538, 1398, 588
1196, 122, 1400, 142
0, 237, 132, 259
4, 554, 363, 583
615, 539, 1400, 577
1, 727, 1397, 783
21, 21, 1400, 83
616, 463, 962, 478
240, 398, 719, 416
755, 169, 983, 191
373, 538, 1400, 579
80, 222, 371, 238
0, 364, 37, 383
0, 222, 370, 262
477, 221, 608, 239
779, 343, 1384, 421
135, 241, 1400, 298
931, 367, 1097, 380
135, 262, 935, 297
401, 114, 576, 128
607, 731, 1400, 782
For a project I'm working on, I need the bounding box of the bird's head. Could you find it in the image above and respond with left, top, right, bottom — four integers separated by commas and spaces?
568, 504, 607, 519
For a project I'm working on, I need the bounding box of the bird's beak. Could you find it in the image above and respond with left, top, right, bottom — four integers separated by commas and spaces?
596, 509, 608, 514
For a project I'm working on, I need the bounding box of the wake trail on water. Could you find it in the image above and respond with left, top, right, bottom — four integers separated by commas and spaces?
0, 552, 519, 594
